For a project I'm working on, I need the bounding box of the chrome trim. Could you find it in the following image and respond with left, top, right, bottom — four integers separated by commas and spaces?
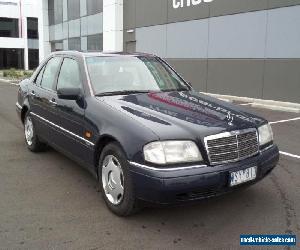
260, 144, 274, 153
129, 161, 206, 171
82, 56, 95, 97
211, 145, 258, 156
16, 102, 22, 110
30, 112, 95, 146
204, 128, 257, 142
49, 99, 57, 106
204, 128, 259, 166
208, 142, 237, 148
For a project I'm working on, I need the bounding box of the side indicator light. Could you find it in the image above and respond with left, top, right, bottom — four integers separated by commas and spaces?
85, 131, 92, 138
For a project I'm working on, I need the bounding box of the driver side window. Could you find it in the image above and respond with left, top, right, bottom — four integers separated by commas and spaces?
57, 58, 82, 90
35, 66, 45, 85
40, 57, 61, 91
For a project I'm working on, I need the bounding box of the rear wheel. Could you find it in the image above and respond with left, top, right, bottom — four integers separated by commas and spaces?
98, 143, 140, 216
24, 113, 46, 152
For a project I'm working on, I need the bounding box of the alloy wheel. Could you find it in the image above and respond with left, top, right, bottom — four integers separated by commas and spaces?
102, 155, 124, 205
25, 116, 34, 146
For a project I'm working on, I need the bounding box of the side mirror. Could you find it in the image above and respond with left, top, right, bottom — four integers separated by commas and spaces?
57, 88, 82, 100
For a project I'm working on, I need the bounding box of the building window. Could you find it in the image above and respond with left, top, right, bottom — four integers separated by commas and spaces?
69, 37, 81, 51
0, 18, 19, 38
48, 0, 54, 25
28, 49, 39, 69
68, 0, 80, 21
51, 41, 63, 52
87, 0, 103, 15
87, 34, 103, 51
0, 49, 24, 69
27, 18, 38, 39
49, 0, 63, 25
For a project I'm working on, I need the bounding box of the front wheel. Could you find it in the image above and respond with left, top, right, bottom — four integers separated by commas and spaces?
24, 113, 46, 152
98, 143, 140, 216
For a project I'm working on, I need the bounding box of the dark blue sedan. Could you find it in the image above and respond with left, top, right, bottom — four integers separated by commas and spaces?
16, 51, 279, 216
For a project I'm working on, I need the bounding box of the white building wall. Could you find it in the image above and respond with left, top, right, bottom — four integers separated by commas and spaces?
39, 0, 125, 60
23, 0, 39, 17
103, 0, 123, 52
0, 0, 40, 69
0, 37, 24, 48
0, 0, 20, 18
38, 0, 50, 63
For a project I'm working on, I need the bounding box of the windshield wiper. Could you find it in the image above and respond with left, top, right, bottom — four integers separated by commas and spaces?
161, 88, 189, 92
95, 90, 151, 97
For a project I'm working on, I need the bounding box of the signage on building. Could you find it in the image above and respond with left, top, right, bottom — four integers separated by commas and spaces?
172, 0, 213, 9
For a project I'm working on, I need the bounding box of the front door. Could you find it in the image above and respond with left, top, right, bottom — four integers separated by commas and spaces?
52, 57, 92, 166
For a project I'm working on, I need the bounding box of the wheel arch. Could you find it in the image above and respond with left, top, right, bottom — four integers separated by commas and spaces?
21, 104, 29, 124
94, 134, 127, 178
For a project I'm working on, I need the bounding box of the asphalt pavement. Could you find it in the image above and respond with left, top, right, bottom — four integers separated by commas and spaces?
0, 81, 299, 250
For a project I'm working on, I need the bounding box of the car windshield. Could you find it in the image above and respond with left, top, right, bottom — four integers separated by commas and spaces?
85, 56, 190, 95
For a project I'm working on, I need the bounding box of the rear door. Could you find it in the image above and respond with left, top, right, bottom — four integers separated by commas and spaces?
29, 56, 62, 141
29, 64, 46, 138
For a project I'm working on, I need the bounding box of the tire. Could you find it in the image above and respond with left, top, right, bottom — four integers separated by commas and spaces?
24, 112, 46, 152
98, 142, 140, 216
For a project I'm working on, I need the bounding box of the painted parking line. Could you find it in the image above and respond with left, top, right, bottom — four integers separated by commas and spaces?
10, 82, 20, 86
270, 117, 300, 125
0, 80, 19, 86
280, 151, 300, 160
239, 103, 253, 106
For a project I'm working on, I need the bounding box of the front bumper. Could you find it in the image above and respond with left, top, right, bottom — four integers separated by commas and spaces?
129, 145, 279, 204
16, 102, 22, 119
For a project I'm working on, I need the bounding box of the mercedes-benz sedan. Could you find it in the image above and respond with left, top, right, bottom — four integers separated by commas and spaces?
16, 51, 279, 216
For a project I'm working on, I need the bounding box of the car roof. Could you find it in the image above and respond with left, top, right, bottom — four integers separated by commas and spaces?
51, 50, 156, 58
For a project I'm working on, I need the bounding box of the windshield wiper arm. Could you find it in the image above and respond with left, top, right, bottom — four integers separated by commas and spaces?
95, 90, 150, 97
161, 88, 189, 92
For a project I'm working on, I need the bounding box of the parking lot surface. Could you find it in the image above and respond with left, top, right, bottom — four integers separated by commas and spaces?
0, 81, 299, 250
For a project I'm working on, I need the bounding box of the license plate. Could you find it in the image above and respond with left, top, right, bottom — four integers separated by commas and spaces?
230, 167, 257, 187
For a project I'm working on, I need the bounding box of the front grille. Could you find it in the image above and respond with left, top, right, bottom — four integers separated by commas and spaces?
204, 129, 259, 165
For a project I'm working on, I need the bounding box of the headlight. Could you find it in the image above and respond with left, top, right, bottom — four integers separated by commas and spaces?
143, 141, 203, 165
258, 123, 273, 146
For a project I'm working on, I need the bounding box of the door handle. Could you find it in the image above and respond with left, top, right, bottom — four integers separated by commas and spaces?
30, 91, 36, 97
49, 99, 57, 106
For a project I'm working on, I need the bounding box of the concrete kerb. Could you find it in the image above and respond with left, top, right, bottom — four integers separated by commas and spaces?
201, 92, 300, 113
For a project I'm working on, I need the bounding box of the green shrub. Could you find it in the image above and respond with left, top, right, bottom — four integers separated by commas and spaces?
24, 71, 33, 78
2, 69, 33, 79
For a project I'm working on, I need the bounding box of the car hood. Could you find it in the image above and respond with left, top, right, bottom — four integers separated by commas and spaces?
97, 91, 266, 140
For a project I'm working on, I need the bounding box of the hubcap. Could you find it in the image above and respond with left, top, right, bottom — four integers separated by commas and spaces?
25, 116, 34, 146
102, 155, 124, 205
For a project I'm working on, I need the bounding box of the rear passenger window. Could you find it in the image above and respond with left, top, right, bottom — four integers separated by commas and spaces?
40, 57, 61, 91
57, 58, 82, 90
